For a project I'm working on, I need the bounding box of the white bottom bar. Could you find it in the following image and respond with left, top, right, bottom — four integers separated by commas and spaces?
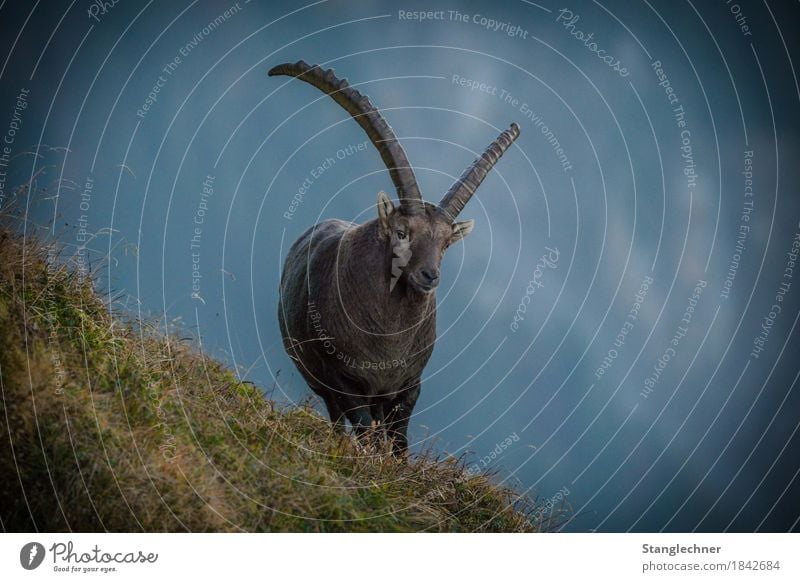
2, 533, 797, 581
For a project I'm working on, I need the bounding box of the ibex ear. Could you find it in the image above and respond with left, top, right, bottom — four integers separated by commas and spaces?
377, 191, 395, 236
450, 219, 475, 244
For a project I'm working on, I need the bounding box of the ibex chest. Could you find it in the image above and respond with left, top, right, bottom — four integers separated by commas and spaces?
308, 300, 435, 393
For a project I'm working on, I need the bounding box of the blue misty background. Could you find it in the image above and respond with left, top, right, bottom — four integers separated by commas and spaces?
1, 0, 799, 532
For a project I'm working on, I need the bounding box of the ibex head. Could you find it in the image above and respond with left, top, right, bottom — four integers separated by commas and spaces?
269, 61, 519, 294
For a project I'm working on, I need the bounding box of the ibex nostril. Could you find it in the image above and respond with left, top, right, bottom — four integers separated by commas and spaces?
421, 269, 439, 284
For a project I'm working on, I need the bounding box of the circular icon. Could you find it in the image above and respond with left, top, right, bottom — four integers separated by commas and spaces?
20, 542, 45, 570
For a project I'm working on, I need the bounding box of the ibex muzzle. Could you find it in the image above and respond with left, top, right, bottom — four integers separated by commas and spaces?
272, 60, 519, 454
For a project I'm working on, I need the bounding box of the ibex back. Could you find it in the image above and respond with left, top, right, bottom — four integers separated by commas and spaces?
272, 60, 519, 454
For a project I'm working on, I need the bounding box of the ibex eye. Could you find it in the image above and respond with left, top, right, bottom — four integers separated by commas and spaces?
396, 230, 407, 240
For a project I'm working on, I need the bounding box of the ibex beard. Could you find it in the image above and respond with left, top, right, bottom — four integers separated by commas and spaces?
273, 60, 519, 455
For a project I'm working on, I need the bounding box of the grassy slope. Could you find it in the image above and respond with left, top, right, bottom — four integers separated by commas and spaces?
0, 220, 541, 532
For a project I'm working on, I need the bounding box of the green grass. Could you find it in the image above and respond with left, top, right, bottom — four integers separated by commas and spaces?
0, 208, 551, 532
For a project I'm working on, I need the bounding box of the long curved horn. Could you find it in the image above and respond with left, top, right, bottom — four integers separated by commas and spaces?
269, 60, 423, 209
438, 123, 520, 221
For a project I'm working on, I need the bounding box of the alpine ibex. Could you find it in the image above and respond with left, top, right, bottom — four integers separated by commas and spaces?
272, 60, 519, 453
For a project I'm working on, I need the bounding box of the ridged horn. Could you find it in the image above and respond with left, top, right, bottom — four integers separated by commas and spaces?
438, 123, 520, 221
269, 60, 423, 209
